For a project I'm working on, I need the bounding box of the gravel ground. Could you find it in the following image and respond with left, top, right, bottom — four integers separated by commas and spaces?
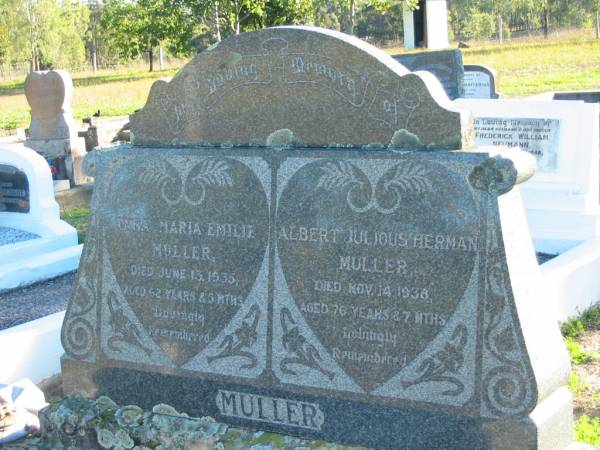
0, 272, 76, 331
0, 227, 39, 246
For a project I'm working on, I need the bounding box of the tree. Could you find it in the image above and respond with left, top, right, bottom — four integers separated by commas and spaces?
101, 0, 193, 71
585, 0, 600, 38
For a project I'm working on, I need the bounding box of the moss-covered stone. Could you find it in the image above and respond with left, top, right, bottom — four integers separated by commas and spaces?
34, 395, 372, 450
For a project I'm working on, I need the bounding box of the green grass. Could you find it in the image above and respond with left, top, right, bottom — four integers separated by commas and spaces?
0, 66, 183, 130
2, 30, 600, 130
575, 416, 600, 447
568, 372, 589, 397
386, 30, 600, 97
60, 207, 90, 244
566, 337, 598, 365
562, 304, 600, 338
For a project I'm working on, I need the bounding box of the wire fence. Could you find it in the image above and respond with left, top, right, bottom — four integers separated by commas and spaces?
0, 58, 186, 81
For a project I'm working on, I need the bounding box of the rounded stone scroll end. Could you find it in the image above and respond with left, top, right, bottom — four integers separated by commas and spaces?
469, 147, 536, 195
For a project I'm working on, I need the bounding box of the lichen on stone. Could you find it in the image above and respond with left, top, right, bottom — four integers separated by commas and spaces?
114, 428, 135, 449
116, 405, 144, 427
152, 403, 181, 416
97, 428, 116, 449
389, 129, 423, 148
266, 129, 295, 147
36, 394, 373, 449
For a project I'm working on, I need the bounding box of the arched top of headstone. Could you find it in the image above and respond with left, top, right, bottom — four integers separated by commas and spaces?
24, 70, 73, 120
131, 26, 473, 150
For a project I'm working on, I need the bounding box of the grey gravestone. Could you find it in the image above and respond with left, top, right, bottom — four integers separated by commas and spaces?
464, 65, 499, 99
61, 27, 574, 450
473, 117, 561, 173
131, 29, 472, 149
392, 49, 464, 100
0, 164, 29, 213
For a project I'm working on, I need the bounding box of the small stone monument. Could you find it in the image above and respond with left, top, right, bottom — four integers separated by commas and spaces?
23, 70, 87, 187
463, 65, 499, 99
393, 49, 464, 99
0, 144, 81, 291
61, 26, 574, 450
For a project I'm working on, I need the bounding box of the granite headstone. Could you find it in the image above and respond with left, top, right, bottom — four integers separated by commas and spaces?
61, 27, 574, 450
463, 65, 499, 99
131, 28, 472, 149
0, 164, 29, 213
392, 49, 464, 100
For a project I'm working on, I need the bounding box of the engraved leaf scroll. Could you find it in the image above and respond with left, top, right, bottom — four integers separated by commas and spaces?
316, 161, 433, 214
137, 157, 232, 206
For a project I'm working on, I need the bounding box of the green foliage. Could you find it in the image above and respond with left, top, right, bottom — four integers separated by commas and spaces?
567, 372, 588, 397
565, 337, 598, 365
578, 304, 600, 330
575, 416, 600, 446
101, 0, 186, 70
458, 8, 496, 40
60, 207, 90, 244
562, 319, 586, 339
562, 304, 600, 338
0, 0, 89, 69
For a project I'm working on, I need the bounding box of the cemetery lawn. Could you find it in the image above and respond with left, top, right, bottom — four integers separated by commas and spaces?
1, 31, 600, 131
388, 30, 600, 98
60, 207, 90, 244
563, 306, 600, 446
0, 67, 179, 131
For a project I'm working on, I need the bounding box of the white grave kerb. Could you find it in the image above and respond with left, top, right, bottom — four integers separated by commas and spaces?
1, 145, 72, 237
455, 98, 600, 253
0, 144, 81, 291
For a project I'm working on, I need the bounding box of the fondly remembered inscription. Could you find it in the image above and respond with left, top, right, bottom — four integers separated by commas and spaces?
473, 117, 560, 172
0, 164, 30, 213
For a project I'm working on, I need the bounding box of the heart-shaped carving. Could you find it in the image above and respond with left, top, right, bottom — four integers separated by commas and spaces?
103, 155, 269, 366
276, 157, 478, 392
24, 70, 71, 120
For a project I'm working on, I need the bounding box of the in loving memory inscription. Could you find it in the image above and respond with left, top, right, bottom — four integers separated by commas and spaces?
62, 147, 535, 442
155, 46, 431, 141
132, 29, 466, 149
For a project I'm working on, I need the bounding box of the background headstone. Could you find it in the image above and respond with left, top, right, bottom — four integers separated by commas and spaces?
0, 144, 81, 291
0, 164, 29, 213
463, 65, 499, 99
23, 70, 88, 187
392, 49, 464, 99
455, 98, 600, 254
62, 27, 572, 450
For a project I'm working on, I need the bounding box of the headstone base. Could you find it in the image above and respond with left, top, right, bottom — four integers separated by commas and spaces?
24, 138, 90, 186
61, 357, 574, 450
24, 139, 72, 159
